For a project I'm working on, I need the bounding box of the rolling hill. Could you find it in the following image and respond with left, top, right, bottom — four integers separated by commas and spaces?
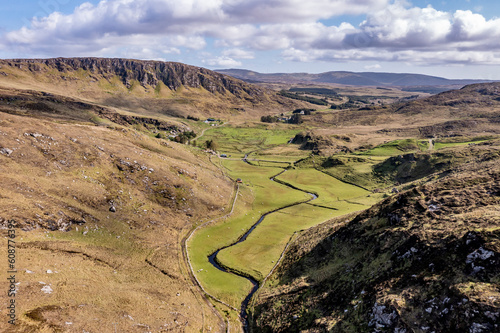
217, 69, 494, 88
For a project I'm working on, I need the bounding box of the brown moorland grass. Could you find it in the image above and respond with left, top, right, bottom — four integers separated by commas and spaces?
0, 110, 233, 332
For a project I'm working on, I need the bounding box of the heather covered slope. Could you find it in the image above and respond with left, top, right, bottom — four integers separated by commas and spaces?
251, 143, 500, 333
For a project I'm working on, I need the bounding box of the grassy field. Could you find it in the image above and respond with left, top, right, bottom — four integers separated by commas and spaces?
215, 168, 380, 283
276, 168, 375, 208
433, 137, 492, 150
217, 203, 334, 281
356, 139, 428, 156
187, 160, 309, 307
199, 123, 301, 154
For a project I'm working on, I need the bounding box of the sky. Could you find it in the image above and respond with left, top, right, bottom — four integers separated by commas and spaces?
1, 0, 500, 79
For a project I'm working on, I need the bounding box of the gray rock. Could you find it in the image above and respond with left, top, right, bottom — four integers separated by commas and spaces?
0, 148, 13, 156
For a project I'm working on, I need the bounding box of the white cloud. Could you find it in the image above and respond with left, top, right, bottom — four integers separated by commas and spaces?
283, 48, 500, 66
203, 56, 242, 67
364, 64, 382, 70
222, 0, 389, 23
1, 0, 500, 67
280, 1, 500, 66
222, 48, 254, 59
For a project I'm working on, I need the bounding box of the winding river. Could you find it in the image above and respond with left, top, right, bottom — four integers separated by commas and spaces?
208, 165, 317, 331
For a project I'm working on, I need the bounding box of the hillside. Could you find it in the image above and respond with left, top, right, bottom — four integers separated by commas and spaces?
251, 143, 500, 332
217, 69, 494, 88
0, 104, 233, 332
0, 58, 303, 119
291, 82, 500, 148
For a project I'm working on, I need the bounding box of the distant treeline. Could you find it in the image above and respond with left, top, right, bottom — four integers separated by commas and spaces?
261, 114, 304, 124
292, 108, 315, 114
288, 87, 339, 96
278, 91, 329, 105
402, 86, 451, 94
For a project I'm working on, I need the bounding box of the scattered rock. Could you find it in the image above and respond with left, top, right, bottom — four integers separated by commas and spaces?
0, 147, 13, 156
370, 302, 398, 329
466, 247, 495, 263
41, 285, 53, 294
109, 206, 117, 213
428, 204, 440, 212
470, 322, 490, 333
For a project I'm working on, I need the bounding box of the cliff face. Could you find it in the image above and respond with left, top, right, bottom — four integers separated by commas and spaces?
0, 57, 305, 117
2, 57, 266, 97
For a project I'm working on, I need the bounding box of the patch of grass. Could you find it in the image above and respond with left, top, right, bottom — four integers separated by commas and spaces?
434, 136, 493, 150
295, 155, 388, 190
276, 168, 373, 208
356, 139, 427, 156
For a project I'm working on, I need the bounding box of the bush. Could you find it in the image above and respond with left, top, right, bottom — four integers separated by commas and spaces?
288, 114, 303, 124
173, 130, 196, 144
261, 115, 279, 123
205, 139, 218, 151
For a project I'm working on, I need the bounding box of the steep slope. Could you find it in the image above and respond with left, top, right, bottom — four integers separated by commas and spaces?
0, 58, 301, 118
251, 143, 500, 332
0, 107, 232, 332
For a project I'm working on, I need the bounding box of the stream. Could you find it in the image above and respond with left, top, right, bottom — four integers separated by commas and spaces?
207, 166, 317, 331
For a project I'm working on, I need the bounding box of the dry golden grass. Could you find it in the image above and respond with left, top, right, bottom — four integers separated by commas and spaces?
0, 111, 234, 332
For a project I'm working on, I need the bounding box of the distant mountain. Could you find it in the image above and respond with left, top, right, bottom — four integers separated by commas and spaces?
216, 69, 495, 87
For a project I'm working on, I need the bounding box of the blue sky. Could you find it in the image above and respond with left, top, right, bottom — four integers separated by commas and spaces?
1, 0, 500, 79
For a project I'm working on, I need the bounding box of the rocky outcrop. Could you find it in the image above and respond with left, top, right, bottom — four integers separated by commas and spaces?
1, 57, 267, 97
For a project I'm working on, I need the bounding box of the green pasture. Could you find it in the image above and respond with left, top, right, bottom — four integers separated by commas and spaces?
217, 203, 334, 281
276, 168, 374, 208
217, 168, 377, 281
434, 138, 490, 150
187, 160, 309, 307
357, 139, 428, 156
313, 155, 389, 190
254, 144, 311, 159
199, 124, 301, 153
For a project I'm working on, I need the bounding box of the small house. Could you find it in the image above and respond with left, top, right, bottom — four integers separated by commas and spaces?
220, 154, 228, 158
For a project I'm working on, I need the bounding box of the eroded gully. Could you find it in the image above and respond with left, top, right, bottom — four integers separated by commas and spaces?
208, 164, 317, 332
